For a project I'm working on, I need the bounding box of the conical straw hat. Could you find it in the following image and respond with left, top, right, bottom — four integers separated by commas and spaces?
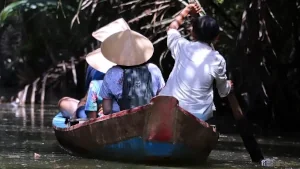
101, 30, 154, 66
86, 18, 130, 72
92, 18, 130, 42
85, 48, 116, 73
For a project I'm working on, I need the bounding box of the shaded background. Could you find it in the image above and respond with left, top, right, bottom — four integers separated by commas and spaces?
0, 0, 300, 134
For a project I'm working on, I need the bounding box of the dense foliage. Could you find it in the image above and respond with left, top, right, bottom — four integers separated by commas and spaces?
0, 0, 299, 132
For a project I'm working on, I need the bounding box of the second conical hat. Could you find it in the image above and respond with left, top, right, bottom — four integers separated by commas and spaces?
86, 18, 130, 72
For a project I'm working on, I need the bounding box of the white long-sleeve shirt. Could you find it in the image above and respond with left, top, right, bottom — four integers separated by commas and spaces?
158, 29, 231, 121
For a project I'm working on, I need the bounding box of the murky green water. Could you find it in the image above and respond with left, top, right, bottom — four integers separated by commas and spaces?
0, 105, 300, 169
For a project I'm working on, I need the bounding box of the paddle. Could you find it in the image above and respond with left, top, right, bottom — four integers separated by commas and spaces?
186, 0, 264, 162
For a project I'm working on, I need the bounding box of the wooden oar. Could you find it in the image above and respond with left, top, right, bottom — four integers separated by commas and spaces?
227, 93, 264, 162
186, 0, 264, 162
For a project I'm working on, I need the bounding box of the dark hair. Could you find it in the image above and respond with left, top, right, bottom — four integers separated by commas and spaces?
192, 16, 220, 44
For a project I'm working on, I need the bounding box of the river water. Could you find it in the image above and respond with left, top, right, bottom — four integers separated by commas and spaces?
0, 105, 299, 169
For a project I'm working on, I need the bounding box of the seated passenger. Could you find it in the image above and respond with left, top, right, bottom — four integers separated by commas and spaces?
99, 62, 165, 116
84, 79, 104, 118
76, 65, 105, 118
58, 65, 105, 119
58, 18, 128, 119
89, 30, 165, 117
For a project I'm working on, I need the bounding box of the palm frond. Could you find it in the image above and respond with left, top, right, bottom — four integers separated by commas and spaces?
0, 0, 76, 27
0, 0, 26, 24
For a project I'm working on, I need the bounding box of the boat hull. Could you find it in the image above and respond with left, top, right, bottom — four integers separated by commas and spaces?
53, 96, 218, 162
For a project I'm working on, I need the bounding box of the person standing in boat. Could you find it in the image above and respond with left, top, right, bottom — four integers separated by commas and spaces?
85, 29, 165, 118
158, 4, 233, 122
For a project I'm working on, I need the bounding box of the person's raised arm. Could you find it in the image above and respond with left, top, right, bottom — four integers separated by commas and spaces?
167, 4, 201, 59
168, 4, 201, 31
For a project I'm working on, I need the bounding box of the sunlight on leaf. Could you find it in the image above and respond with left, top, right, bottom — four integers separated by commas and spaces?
214, 0, 224, 4
0, 1, 27, 23
0, 0, 76, 27
30, 4, 37, 9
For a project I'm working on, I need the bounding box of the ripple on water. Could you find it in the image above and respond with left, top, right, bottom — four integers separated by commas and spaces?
0, 105, 300, 168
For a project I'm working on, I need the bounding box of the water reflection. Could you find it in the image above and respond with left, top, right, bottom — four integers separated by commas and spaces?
0, 105, 299, 168
31, 106, 35, 128
40, 105, 44, 129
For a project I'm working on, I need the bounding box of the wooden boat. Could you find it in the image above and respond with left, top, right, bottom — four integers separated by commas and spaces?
52, 96, 219, 162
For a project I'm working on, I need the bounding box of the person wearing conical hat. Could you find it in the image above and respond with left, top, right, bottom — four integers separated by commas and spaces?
57, 65, 106, 119
57, 18, 124, 119
85, 29, 165, 118
83, 18, 130, 118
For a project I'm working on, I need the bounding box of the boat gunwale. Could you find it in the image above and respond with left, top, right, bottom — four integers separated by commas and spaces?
53, 96, 215, 132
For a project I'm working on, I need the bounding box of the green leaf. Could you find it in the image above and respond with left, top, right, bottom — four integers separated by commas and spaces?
214, 0, 224, 4
0, 0, 27, 23
0, 0, 76, 27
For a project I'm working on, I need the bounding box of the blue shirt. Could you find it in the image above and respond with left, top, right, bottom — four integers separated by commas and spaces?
85, 80, 104, 112
100, 63, 165, 113
84, 66, 105, 92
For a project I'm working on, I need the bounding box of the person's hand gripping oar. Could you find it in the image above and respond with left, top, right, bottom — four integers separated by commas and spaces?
186, 0, 264, 163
